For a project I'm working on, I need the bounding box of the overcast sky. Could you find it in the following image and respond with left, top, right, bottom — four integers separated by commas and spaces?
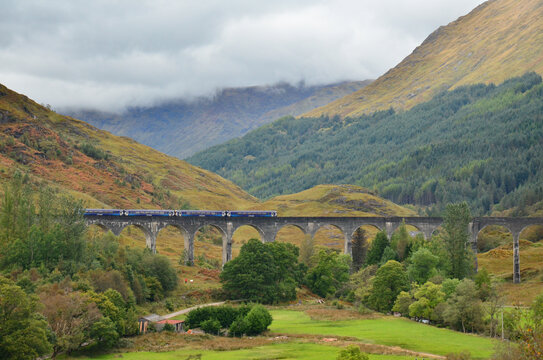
0, 0, 484, 112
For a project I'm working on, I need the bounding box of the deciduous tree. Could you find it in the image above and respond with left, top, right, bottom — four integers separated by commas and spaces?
367, 260, 409, 313
0, 277, 52, 360
305, 248, 350, 298
220, 239, 302, 303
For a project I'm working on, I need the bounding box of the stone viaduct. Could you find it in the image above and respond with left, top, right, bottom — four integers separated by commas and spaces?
85, 215, 543, 284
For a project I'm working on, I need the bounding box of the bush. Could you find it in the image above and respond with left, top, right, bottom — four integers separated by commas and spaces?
185, 306, 217, 329
243, 305, 272, 336
229, 317, 248, 337
336, 345, 369, 360
214, 305, 241, 328
162, 323, 175, 332
79, 143, 109, 160
201, 319, 221, 335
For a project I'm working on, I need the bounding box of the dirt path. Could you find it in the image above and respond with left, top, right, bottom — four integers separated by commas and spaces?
161, 301, 226, 319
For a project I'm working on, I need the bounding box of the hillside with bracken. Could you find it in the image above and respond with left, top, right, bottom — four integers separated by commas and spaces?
0, 83, 257, 210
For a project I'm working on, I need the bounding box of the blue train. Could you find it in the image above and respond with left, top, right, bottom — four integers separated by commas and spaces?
84, 209, 277, 217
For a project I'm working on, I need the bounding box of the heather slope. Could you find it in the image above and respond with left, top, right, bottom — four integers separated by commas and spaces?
0, 83, 256, 210
304, 0, 543, 118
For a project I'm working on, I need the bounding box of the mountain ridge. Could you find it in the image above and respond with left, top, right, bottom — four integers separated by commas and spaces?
0, 83, 415, 219
66, 80, 371, 159
188, 73, 543, 215
303, 0, 543, 118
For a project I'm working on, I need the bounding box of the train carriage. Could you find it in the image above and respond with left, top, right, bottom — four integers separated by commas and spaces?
176, 210, 226, 217
125, 209, 175, 216
226, 210, 277, 217
84, 209, 124, 216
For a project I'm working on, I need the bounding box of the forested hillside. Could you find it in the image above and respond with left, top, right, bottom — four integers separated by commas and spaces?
189, 73, 543, 215
304, 0, 543, 118
67, 81, 370, 159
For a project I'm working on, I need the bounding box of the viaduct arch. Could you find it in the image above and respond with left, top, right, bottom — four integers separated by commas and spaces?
85, 215, 543, 284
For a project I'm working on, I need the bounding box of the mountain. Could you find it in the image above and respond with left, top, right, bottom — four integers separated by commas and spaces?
188, 73, 543, 215
304, 0, 543, 118
0, 83, 257, 210
0, 83, 418, 220
66, 80, 371, 159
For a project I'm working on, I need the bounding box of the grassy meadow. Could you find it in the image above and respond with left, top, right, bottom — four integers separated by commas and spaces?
269, 310, 496, 359
65, 343, 415, 360
63, 308, 497, 360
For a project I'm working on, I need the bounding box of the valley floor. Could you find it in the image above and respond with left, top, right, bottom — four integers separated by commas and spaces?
64, 306, 497, 360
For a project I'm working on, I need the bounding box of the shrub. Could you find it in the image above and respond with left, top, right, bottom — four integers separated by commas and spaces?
229, 316, 248, 337
336, 345, 369, 360
162, 323, 175, 332
185, 306, 217, 329
214, 306, 240, 328
201, 319, 221, 335
243, 305, 272, 336
79, 143, 109, 160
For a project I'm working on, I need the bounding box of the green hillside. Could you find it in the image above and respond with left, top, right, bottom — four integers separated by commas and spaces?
304, 0, 543, 118
189, 73, 543, 215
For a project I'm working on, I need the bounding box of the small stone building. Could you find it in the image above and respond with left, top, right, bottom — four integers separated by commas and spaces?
155, 319, 185, 333
138, 314, 162, 334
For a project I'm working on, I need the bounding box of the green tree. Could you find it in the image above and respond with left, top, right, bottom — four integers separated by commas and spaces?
349, 265, 377, 304
201, 318, 221, 335
351, 228, 368, 272
336, 345, 369, 360
365, 231, 389, 266
443, 279, 484, 333
379, 246, 398, 266
142, 253, 178, 293
441, 278, 460, 299
367, 260, 409, 313
299, 235, 317, 268
474, 267, 492, 301
407, 248, 439, 284
220, 239, 302, 303
392, 291, 414, 316
442, 202, 474, 279
408, 282, 445, 320
243, 304, 273, 336
0, 277, 52, 360
0, 173, 86, 272
89, 317, 119, 349
391, 220, 409, 261
305, 249, 350, 297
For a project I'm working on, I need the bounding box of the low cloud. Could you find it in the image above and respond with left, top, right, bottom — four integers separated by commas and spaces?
0, 0, 483, 111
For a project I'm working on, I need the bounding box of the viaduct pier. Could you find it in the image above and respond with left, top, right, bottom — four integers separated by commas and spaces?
85, 215, 543, 284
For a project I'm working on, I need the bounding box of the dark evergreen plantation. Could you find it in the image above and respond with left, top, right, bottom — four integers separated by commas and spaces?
188, 73, 543, 215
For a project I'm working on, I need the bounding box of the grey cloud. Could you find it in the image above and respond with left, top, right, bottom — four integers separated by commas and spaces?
0, 0, 483, 111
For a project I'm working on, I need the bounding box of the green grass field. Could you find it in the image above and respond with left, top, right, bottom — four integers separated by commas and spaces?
269, 310, 496, 359
65, 309, 498, 360
67, 343, 412, 360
